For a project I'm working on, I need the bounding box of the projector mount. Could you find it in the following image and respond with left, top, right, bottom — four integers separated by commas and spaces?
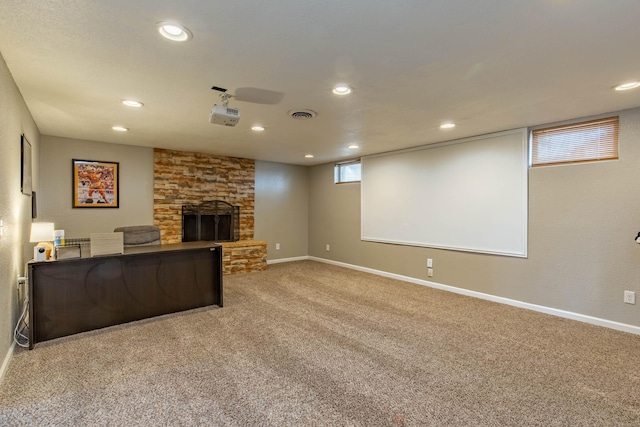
219, 92, 232, 107
209, 85, 285, 127
211, 85, 285, 105
212, 86, 233, 107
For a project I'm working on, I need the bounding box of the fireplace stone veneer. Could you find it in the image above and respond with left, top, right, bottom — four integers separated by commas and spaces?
154, 149, 266, 275
219, 240, 267, 275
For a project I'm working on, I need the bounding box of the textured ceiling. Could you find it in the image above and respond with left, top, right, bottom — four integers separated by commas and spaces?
0, 0, 639, 165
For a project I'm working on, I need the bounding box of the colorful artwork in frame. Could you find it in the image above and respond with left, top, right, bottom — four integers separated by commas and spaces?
72, 159, 119, 208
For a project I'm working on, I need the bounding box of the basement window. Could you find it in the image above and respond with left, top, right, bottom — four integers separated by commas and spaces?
334, 159, 361, 183
531, 116, 619, 167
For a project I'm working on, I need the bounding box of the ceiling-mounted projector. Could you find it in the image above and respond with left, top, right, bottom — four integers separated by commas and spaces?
208, 84, 283, 127
209, 104, 240, 127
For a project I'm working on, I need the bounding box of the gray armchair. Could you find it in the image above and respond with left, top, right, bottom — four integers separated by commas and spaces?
113, 225, 161, 246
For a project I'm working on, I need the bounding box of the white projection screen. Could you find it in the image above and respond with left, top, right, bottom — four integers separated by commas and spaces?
361, 128, 528, 257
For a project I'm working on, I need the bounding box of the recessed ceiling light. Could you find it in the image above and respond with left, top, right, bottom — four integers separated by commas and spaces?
333, 84, 352, 95
112, 126, 129, 132
348, 144, 359, 149
157, 21, 192, 42
440, 122, 456, 129
251, 125, 265, 131
304, 154, 314, 158
122, 100, 144, 108
613, 81, 640, 91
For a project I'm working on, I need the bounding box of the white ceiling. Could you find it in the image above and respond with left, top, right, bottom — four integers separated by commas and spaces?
1, 0, 639, 165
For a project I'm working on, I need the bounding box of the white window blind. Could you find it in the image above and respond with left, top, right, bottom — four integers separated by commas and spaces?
361, 128, 528, 257
531, 117, 619, 167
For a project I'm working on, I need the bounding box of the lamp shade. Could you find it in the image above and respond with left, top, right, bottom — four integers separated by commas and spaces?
30, 222, 54, 242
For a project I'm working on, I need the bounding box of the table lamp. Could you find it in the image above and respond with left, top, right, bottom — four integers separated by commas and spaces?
30, 222, 54, 261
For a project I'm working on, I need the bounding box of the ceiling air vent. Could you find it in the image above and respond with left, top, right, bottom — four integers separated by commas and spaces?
288, 109, 317, 120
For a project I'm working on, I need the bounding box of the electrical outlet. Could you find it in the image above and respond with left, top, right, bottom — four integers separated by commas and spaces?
624, 291, 636, 305
427, 268, 433, 277
275, 243, 280, 250
326, 244, 330, 251
427, 258, 433, 268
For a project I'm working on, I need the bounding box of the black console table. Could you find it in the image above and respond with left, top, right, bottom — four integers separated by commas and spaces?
28, 242, 223, 349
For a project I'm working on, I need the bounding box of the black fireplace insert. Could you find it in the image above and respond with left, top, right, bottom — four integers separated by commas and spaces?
182, 200, 240, 242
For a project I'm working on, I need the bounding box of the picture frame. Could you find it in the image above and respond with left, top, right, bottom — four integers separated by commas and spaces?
21, 134, 32, 196
32, 191, 38, 218
72, 159, 119, 208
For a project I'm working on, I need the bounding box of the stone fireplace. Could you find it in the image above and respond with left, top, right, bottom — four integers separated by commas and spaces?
154, 148, 266, 275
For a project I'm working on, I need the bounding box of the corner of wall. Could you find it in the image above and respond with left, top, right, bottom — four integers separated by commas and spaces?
0, 341, 15, 386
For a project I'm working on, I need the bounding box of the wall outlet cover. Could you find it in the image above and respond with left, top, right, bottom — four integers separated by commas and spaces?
624, 291, 635, 304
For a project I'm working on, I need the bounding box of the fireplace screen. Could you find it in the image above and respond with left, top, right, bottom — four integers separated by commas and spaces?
182, 200, 240, 242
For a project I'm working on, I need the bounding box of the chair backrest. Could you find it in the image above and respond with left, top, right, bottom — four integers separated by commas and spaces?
113, 225, 161, 246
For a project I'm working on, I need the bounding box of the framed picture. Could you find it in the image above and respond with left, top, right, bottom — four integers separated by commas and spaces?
32, 191, 37, 218
72, 159, 119, 208
21, 134, 32, 196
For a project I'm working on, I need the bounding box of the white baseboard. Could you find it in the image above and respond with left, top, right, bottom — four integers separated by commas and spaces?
267, 256, 310, 265
308, 256, 640, 336
0, 341, 15, 386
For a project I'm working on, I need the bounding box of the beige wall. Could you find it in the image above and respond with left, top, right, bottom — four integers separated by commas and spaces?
255, 161, 309, 260
0, 53, 40, 370
309, 107, 640, 328
38, 136, 154, 237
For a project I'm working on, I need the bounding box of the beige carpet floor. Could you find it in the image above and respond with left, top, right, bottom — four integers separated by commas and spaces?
1, 260, 639, 426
